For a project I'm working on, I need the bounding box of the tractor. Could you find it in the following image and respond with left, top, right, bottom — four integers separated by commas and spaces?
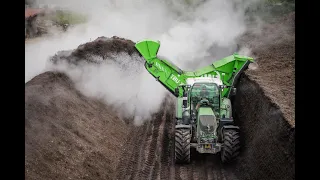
135, 39, 254, 164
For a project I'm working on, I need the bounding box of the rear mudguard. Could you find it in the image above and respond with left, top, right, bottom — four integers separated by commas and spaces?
175, 124, 191, 129
222, 125, 240, 131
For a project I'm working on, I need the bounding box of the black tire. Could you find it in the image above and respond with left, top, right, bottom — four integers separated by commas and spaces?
220, 129, 240, 163
175, 128, 191, 164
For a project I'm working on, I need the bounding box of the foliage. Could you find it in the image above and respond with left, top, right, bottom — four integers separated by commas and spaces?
50, 10, 88, 25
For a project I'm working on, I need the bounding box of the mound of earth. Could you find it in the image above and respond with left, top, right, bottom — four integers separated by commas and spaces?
25, 36, 140, 180
239, 12, 295, 126
25, 72, 130, 180
50, 36, 139, 65
232, 12, 295, 180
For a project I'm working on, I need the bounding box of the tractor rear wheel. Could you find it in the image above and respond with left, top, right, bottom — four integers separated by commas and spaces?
220, 129, 240, 163
175, 128, 191, 164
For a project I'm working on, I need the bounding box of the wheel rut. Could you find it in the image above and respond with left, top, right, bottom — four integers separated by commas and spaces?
114, 96, 238, 180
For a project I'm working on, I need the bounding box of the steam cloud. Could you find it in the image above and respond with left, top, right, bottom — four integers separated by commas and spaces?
26, 0, 263, 125
47, 52, 167, 126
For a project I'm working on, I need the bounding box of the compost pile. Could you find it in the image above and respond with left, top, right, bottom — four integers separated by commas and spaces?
25, 12, 295, 180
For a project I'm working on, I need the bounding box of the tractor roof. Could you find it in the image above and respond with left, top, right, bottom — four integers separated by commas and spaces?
186, 77, 222, 86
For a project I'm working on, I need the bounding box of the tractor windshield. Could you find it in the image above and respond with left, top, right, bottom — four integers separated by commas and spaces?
189, 82, 220, 112
190, 83, 219, 102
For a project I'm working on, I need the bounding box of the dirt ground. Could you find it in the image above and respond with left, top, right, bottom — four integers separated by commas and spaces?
25, 12, 295, 180
239, 12, 295, 126
230, 12, 295, 180
25, 72, 130, 180
233, 74, 295, 180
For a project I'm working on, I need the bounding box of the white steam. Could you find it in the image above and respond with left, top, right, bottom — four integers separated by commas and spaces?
26, 0, 261, 125
47, 53, 166, 125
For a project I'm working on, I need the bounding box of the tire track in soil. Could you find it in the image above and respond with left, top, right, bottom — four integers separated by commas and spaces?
130, 122, 152, 180
114, 121, 149, 180
159, 103, 174, 180
115, 96, 239, 180
138, 108, 164, 180
180, 152, 209, 180
153, 105, 170, 180
121, 97, 169, 180
188, 159, 197, 180
199, 157, 209, 180
210, 157, 221, 180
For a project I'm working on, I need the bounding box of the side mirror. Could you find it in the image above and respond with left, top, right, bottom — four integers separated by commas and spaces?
174, 88, 179, 96
221, 73, 225, 80
231, 88, 237, 96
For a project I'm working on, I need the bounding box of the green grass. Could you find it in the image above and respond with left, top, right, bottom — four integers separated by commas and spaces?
50, 10, 88, 26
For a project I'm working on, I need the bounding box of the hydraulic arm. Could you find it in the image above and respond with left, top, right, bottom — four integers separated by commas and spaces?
135, 39, 254, 98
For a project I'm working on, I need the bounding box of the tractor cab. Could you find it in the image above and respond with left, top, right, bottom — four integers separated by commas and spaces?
189, 82, 220, 114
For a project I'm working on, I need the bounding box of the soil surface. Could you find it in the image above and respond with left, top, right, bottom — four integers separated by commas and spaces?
233, 74, 295, 180
25, 72, 129, 180
25, 12, 295, 180
239, 12, 295, 126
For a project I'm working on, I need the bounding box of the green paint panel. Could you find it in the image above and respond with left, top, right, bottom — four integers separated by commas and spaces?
135, 39, 160, 61
176, 97, 183, 119
213, 55, 236, 67
162, 59, 184, 74
194, 65, 215, 76
184, 71, 196, 76
214, 62, 235, 73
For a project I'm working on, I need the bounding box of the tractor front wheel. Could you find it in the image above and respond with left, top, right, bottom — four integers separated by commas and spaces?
175, 128, 191, 164
220, 129, 240, 163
